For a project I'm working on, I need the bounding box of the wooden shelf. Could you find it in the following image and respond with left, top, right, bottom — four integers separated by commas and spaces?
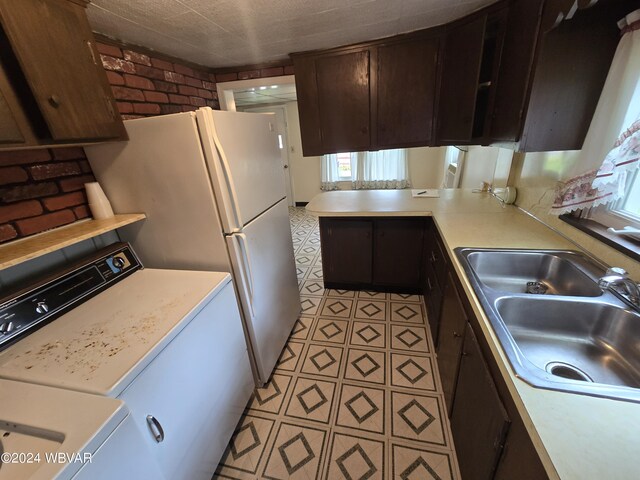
0, 213, 146, 271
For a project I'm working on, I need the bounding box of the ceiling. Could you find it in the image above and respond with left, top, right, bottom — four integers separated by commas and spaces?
234, 84, 297, 107
87, 0, 497, 68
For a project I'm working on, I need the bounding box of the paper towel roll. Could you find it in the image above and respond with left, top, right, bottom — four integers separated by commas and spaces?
85, 182, 114, 219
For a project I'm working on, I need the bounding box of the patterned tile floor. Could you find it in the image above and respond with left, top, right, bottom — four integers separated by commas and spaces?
215, 207, 461, 480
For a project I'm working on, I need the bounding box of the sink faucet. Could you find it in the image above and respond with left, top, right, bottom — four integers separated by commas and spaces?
598, 267, 640, 312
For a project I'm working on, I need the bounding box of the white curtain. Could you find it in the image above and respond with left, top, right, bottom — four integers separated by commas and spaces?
352, 149, 411, 190
321, 153, 341, 191
551, 10, 640, 214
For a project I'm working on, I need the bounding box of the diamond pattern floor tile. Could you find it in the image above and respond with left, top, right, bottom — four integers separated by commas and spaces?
215, 208, 460, 480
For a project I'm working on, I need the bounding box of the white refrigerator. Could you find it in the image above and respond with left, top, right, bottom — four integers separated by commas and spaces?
85, 108, 301, 386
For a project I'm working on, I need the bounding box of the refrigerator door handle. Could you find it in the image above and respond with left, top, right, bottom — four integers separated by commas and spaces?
212, 135, 242, 233
236, 233, 255, 316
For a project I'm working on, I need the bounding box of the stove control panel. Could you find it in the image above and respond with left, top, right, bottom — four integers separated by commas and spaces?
0, 242, 142, 349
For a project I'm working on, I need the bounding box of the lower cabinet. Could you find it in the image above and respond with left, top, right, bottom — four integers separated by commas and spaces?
436, 270, 468, 413
451, 324, 510, 480
118, 283, 254, 480
320, 216, 424, 292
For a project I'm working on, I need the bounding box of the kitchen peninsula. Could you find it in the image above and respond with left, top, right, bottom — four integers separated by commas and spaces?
306, 188, 640, 480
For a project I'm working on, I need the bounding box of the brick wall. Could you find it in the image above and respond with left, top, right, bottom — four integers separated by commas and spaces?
0, 41, 294, 244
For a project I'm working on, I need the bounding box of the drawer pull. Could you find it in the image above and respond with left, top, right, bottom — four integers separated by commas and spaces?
146, 415, 165, 443
427, 277, 432, 290
453, 331, 462, 338
48, 95, 60, 108
430, 251, 436, 263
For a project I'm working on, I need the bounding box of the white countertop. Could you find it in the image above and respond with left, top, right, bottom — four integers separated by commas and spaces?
0, 269, 231, 397
0, 378, 127, 480
306, 189, 640, 480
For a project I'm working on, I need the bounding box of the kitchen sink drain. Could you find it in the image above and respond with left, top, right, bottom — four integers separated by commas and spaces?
546, 362, 593, 382
526, 281, 548, 294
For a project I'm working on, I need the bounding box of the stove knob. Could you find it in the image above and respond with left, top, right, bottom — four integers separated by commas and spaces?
0, 323, 6, 334
36, 302, 49, 314
6, 322, 14, 333
111, 256, 125, 269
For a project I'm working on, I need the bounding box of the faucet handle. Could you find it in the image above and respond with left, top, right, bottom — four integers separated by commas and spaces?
606, 267, 628, 277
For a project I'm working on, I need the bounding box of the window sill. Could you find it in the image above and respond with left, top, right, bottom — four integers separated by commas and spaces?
559, 214, 640, 262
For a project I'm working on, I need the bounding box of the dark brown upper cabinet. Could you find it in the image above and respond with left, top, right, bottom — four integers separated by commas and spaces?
292, 29, 441, 156
0, 0, 126, 149
489, 0, 637, 151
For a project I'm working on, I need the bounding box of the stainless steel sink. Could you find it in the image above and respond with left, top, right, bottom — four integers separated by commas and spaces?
456, 248, 640, 403
464, 250, 602, 296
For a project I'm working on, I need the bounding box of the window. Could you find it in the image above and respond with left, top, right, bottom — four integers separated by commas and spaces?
321, 149, 410, 191
336, 152, 352, 179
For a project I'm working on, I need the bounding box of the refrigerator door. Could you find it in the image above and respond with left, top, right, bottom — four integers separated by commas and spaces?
226, 199, 300, 384
85, 113, 230, 272
196, 108, 286, 234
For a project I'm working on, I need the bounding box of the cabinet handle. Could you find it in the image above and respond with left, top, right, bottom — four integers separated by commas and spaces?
427, 277, 432, 290
86, 40, 98, 65
430, 251, 436, 263
453, 331, 461, 338
48, 95, 61, 108
146, 415, 165, 443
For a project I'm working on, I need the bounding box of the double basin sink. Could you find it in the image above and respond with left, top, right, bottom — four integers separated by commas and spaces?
456, 248, 640, 403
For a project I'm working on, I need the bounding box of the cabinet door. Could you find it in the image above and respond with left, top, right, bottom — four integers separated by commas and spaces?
118, 284, 254, 480
0, 0, 125, 141
376, 36, 439, 147
451, 324, 510, 480
320, 218, 373, 287
0, 62, 35, 145
436, 15, 486, 143
424, 262, 443, 344
372, 218, 424, 289
494, 421, 549, 480
436, 271, 467, 413
316, 49, 371, 152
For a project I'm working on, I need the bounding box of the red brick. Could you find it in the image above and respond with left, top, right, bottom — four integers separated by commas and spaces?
52, 147, 86, 161
0, 200, 42, 223
178, 85, 198, 96
153, 80, 178, 93
100, 55, 136, 74
133, 103, 161, 115
202, 80, 216, 90
0, 149, 51, 166
112, 86, 145, 102
123, 50, 151, 66
0, 166, 28, 185
43, 191, 85, 211
192, 70, 211, 81
206, 100, 218, 108
174, 64, 194, 77
151, 57, 173, 71
185, 77, 203, 88
160, 104, 183, 115
238, 70, 260, 80
261, 66, 284, 77
211, 91, 219, 100
168, 94, 190, 105
0, 183, 58, 203
190, 96, 206, 107
105, 71, 125, 86
59, 175, 96, 193
124, 74, 155, 90
122, 114, 144, 120
182, 105, 197, 112
117, 102, 134, 114
209, 73, 217, 82
29, 162, 81, 180
284, 65, 295, 75
79, 160, 92, 174
96, 43, 122, 58
215, 72, 238, 82
197, 88, 213, 99
16, 210, 76, 236
135, 65, 165, 80
0, 224, 17, 243
74, 205, 90, 220
164, 71, 185, 84
143, 91, 169, 103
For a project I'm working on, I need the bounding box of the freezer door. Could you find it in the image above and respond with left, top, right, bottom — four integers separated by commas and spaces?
196, 108, 286, 234
226, 200, 300, 384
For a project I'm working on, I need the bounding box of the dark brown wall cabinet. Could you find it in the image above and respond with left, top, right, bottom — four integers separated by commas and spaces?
319, 216, 425, 292
0, 0, 126, 149
292, 31, 440, 156
293, 0, 631, 154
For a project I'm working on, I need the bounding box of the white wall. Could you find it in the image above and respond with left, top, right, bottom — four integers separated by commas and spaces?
407, 146, 447, 188
459, 146, 514, 189
285, 101, 322, 203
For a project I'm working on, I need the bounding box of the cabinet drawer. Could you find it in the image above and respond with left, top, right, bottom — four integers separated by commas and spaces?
118, 283, 253, 480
